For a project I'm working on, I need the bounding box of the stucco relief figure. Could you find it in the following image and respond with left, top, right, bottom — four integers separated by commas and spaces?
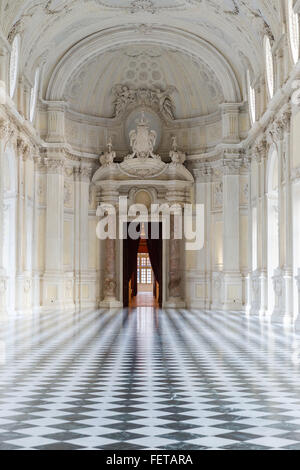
169, 136, 186, 165
112, 84, 176, 120
100, 137, 117, 166
112, 85, 135, 116
127, 111, 160, 160
214, 182, 223, 207
155, 86, 176, 120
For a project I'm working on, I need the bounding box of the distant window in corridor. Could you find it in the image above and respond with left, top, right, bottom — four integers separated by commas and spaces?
137, 253, 153, 284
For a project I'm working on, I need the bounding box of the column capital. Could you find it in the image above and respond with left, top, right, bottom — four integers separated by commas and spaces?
73, 165, 92, 182
0, 119, 14, 144
80, 166, 92, 182
267, 108, 291, 144
252, 137, 268, 163
193, 165, 212, 182
45, 157, 65, 174
17, 136, 31, 161
279, 107, 292, 134
222, 157, 243, 176
33, 147, 42, 168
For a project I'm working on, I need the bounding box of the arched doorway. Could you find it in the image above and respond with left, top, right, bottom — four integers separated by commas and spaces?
267, 146, 279, 317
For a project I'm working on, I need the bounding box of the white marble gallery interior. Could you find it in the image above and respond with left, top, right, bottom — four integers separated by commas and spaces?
2, 0, 300, 451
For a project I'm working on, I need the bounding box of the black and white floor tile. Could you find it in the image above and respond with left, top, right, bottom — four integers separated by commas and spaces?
1, 307, 300, 450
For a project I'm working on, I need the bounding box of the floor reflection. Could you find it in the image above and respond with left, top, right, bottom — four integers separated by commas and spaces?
0, 308, 300, 450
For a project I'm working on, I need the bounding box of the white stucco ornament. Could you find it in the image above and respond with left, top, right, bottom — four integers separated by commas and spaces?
126, 111, 160, 160
169, 136, 186, 165
92, 113, 193, 183
100, 137, 117, 166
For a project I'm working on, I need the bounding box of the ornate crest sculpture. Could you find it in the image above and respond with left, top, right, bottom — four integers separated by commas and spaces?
126, 111, 160, 160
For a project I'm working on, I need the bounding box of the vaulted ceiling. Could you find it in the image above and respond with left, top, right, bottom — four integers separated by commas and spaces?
0, 0, 284, 119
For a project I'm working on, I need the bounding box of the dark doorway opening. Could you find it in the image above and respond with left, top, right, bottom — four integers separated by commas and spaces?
123, 222, 162, 307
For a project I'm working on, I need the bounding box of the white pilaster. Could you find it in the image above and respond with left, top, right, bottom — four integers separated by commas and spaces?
295, 269, 300, 331
32, 151, 42, 313
42, 153, 65, 309
251, 269, 267, 317
188, 166, 212, 309
222, 155, 243, 310
74, 165, 93, 311
99, 182, 122, 308
268, 111, 293, 324
165, 187, 187, 308
15, 137, 32, 314
0, 120, 9, 315
251, 139, 268, 316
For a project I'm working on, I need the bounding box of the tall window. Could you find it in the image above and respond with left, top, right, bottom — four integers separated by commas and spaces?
137, 253, 153, 284
30, 68, 40, 122
9, 35, 20, 99
288, 0, 299, 64
265, 36, 274, 99
247, 70, 256, 124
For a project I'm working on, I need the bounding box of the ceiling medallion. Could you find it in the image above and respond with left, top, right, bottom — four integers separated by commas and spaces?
89, 0, 188, 13
130, 0, 156, 14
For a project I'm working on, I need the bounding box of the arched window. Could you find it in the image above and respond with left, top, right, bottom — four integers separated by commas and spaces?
30, 68, 40, 122
288, 0, 299, 64
247, 70, 256, 124
264, 36, 274, 99
9, 35, 20, 99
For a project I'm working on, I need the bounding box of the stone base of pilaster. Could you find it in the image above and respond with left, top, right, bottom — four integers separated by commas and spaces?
42, 272, 65, 310
211, 272, 223, 310
15, 273, 33, 314
74, 272, 99, 312
271, 268, 293, 325
295, 272, 300, 331
63, 273, 75, 312
32, 273, 41, 313
100, 297, 123, 309
222, 271, 243, 311
0, 274, 8, 317
243, 273, 252, 315
295, 315, 300, 332
164, 297, 186, 308
250, 270, 267, 317
185, 272, 211, 309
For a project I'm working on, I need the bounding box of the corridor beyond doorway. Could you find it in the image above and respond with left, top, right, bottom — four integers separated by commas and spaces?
124, 222, 162, 308
130, 230, 159, 308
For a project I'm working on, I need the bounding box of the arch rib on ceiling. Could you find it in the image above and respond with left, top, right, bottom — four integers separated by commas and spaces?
46, 25, 242, 104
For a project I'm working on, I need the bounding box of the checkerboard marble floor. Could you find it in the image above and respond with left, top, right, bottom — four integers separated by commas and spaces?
1, 307, 300, 450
